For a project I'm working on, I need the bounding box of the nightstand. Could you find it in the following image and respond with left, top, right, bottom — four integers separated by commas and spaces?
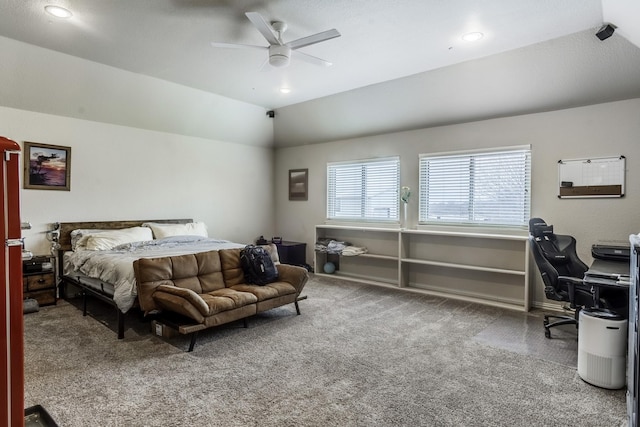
23, 256, 56, 306
273, 241, 307, 266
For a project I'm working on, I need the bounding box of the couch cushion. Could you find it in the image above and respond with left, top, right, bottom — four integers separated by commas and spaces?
230, 282, 296, 302
219, 248, 245, 286
135, 249, 226, 313
152, 286, 257, 323
201, 288, 258, 315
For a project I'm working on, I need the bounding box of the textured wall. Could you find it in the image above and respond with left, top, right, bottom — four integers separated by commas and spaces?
2, 106, 275, 255
275, 98, 640, 307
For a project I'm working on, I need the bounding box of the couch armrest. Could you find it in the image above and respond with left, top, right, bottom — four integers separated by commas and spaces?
276, 264, 309, 295
153, 285, 209, 323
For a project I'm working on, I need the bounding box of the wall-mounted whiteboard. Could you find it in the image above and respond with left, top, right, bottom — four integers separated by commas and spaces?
558, 156, 625, 198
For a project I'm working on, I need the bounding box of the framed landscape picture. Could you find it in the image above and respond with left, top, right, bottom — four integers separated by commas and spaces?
289, 168, 308, 201
23, 142, 71, 191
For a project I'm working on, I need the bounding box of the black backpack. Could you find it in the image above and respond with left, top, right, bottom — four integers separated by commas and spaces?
240, 245, 279, 285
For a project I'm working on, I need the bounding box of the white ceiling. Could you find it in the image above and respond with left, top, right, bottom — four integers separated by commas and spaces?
0, 0, 621, 110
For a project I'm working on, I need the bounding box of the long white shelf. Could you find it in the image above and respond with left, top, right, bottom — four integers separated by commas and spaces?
315, 271, 399, 287
348, 253, 398, 261
401, 228, 528, 241
400, 258, 526, 276
316, 224, 400, 233
315, 224, 531, 311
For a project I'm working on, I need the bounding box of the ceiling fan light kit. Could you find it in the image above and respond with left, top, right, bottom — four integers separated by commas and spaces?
269, 45, 291, 67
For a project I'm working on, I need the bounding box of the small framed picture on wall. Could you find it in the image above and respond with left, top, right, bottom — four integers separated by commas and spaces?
289, 168, 308, 201
23, 141, 71, 191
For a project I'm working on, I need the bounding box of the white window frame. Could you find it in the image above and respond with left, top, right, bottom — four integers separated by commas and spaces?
327, 157, 400, 223
419, 146, 531, 227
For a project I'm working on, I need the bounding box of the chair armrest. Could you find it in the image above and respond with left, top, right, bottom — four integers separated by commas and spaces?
557, 276, 592, 308
557, 276, 584, 286
153, 285, 209, 322
276, 264, 309, 294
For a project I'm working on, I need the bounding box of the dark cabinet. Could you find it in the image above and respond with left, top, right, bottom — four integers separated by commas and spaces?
273, 241, 306, 266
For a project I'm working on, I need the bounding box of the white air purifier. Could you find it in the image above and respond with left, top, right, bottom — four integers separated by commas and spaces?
578, 308, 628, 389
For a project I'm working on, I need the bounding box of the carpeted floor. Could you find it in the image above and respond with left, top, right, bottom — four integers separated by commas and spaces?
473, 310, 579, 368
24, 275, 627, 427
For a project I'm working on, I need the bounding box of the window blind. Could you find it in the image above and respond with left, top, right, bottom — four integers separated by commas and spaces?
419, 148, 531, 226
327, 157, 399, 222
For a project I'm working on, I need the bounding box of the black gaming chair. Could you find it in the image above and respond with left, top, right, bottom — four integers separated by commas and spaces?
528, 218, 595, 338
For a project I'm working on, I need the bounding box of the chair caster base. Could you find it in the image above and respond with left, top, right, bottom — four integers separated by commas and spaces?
542, 314, 577, 339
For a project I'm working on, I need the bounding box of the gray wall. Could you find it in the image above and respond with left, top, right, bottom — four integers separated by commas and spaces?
3, 105, 276, 256
274, 98, 640, 306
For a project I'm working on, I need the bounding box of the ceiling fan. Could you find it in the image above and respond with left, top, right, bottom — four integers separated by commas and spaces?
211, 12, 341, 68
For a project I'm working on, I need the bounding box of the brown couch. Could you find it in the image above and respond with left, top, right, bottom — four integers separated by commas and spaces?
133, 248, 309, 351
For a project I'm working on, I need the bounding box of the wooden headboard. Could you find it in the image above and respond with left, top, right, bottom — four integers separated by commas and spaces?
57, 219, 193, 252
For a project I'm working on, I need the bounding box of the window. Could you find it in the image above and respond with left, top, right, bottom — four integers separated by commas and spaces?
327, 157, 399, 222
419, 147, 531, 227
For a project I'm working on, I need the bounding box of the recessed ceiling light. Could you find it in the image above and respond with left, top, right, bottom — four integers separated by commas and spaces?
44, 5, 73, 19
462, 32, 483, 42
280, 88, 291, 94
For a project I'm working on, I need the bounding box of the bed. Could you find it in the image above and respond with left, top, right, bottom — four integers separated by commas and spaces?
57, 219, 245, 339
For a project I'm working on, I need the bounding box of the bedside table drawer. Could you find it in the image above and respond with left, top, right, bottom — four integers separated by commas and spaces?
24, 273, 55, 291
25, 289, 56, 306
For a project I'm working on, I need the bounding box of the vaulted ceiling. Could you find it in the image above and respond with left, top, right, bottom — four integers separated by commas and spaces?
1, 1, 640, 147
1, 0, 637, 109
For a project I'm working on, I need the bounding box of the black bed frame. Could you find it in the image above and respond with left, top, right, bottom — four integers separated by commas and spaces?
60, 275, 127, 338
57, 219, 192, 339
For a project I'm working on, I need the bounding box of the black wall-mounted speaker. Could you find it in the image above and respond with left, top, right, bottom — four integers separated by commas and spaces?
596, 24, 615, 41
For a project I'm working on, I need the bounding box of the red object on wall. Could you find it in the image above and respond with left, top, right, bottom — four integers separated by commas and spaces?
0, 136, 23, 427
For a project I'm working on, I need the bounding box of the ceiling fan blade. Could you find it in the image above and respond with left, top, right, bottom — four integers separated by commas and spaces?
245, 11, 281, 46
292, 50, 333, 67
211, 42, 267, 51
287, 29, 341, 50
258, 56, 271, 72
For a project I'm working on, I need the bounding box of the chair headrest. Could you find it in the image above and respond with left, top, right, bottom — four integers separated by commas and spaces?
530, 222, 554, 238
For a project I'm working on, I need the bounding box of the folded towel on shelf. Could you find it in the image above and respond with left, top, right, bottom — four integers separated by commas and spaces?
315, 238, 367, 256
315, 238, 351, 254
326, 240, 350, 254
341, 246, 368, 256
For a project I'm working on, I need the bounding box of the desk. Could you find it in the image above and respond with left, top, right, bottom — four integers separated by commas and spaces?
585, 259, 630, 285
584, 258, 630, 309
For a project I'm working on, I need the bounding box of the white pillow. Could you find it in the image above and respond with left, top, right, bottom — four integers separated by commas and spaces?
70, 229, 109, 251
85, 227, 153, 251
143, 222, 208, 239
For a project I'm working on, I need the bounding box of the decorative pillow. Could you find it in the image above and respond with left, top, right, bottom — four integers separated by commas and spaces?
142, 222, 208, 239
70, 229, 109, 251
259, 243, 281, 265
85, 227, 153, 251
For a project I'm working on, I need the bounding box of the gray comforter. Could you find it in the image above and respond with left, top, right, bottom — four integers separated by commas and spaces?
63, 236, 245, 312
